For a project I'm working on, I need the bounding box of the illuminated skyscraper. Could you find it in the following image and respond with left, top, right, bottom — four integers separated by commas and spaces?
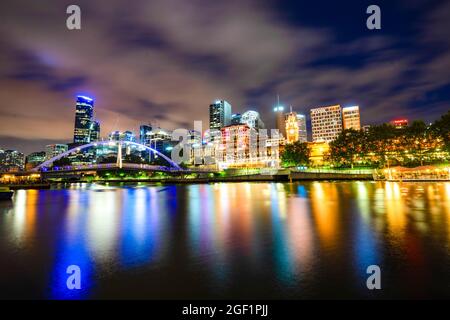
241, 110, 265, 129
273, 96, 286, 137
45, 144, 68, 160
73, 95, 94, 144
89, 120, 101, 142
139, 124, 152, 145
231, 113, 242, 125
310, 105, 343, 143
108, 131, 136, 142
342, 106, 361, 130
297, 114, 308, 142
0, 149, 25, 172
209, 100, 232, 130
25, 151, 46, 170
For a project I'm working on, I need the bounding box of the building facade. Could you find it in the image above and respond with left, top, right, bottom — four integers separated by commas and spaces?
45, 144, 68, 160
285, 111, 300, 144
25, 151, 46, 170
273, 105, 286, 138
241, 110, 265, 129
342, 106, 361, 130
89, 120, 101, 142
0, 149, 25, 172
73, 95, 94, 144
108, 131, 136, 142
310, 105, 343, 143
209, 100, 232, 130
297, 114, 308, 142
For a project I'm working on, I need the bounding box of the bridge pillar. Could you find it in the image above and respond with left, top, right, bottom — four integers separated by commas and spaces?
117, 142, 123, 169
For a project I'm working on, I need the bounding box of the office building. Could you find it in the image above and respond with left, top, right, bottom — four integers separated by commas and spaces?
273, 105, 286, 137
241, 110, 265, 129
108, 131, 136, 142
390, 119, 408, 129
139, 124, 153, 145
297, 114, 308, 142
0, 149, 25, 172
209, 100, 232, 130
231, 113, 242, 125
342, 106, 361, 130
73, 95, 94, 144
25, 151, 46, 170
310, 105, 343, 143
89, 120, 101, 142
45, 144, 68, 160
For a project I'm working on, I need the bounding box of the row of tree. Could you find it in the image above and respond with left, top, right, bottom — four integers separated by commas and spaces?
281, 110, 450, 168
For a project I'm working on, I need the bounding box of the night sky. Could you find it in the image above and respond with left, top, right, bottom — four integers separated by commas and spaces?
0, 0, 449, 154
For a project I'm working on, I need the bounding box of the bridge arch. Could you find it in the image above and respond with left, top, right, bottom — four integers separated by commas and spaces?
33, 140, 182, 172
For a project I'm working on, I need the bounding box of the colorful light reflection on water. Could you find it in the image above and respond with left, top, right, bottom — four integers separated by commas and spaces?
0, 181, 449, 299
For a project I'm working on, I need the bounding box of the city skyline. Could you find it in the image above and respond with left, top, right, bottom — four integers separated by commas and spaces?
1, 0, 449, 154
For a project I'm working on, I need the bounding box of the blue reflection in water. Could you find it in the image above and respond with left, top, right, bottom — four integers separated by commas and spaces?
119, 188, 158, 267
50, 191, 92, 299
353, 183, 379, 279
270, 184, 295, 285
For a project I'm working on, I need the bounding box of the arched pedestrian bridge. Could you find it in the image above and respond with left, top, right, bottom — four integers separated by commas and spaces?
32, 140, 183, 173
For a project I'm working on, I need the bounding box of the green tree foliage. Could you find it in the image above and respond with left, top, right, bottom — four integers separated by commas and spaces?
432, 110, 450, 152
329, 129, 364, 168
281, 141, 310, 167
329, 113, 450, 168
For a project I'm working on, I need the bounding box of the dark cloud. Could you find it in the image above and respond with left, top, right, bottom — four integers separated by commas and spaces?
0, 0, 449, 154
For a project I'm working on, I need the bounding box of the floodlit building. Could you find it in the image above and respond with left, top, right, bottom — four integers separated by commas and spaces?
209, 100, 232, 130
25, 151, 46, 170
73, 95, 94, 144
297, 114, 308, 142
108, 131, 136, 142
308, 142, 330, 166
45, 144, 68, 160
0, 149, 25, 172
273, 105, 286, 138
89, 120, 101, 142
231, 113, 242, 125
342, 106, 361, 130
241, 110, 265, 129
390, 119, 408, 129
310, 105, 343, 143
285, 111, 300, 144
139, 124, 153, 145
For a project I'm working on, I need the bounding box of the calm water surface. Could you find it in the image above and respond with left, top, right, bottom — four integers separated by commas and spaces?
0, 181, 449, 299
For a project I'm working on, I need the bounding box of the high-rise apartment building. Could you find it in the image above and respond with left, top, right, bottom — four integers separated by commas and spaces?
310, 105, 343, 143
89, 120, 101, 142
73, 95, 94, 144
342, 106, 361, 130
45, 144, 68, 160
273, 105, 286, 137
209, 100, 232, 130
297, 114, 308, 143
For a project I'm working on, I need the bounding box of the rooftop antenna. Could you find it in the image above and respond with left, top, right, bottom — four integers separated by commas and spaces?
290, 105, 293, 113
277, 94, 280, 107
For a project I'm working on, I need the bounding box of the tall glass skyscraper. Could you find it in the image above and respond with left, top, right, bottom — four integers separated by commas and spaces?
73, 95, 94, 144
89, 120, 101, 142
209, 100, 232, 130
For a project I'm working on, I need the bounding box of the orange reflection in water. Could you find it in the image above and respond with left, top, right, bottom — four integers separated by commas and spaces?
309, 182, 339, 249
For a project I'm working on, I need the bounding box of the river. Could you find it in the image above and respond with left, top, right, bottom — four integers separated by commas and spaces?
0, 181, 449, 299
